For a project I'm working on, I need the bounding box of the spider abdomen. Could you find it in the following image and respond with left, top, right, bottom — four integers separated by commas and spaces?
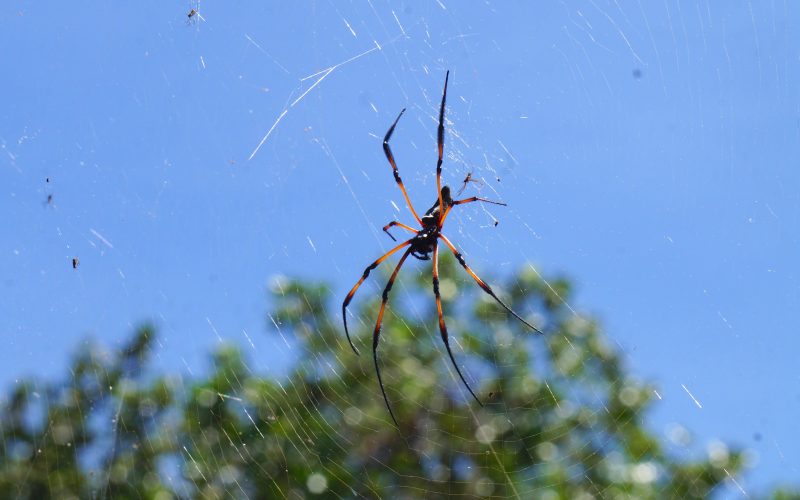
410, 227, 439, 260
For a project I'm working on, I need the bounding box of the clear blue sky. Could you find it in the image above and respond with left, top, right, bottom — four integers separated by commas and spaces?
2, 1, 798, 494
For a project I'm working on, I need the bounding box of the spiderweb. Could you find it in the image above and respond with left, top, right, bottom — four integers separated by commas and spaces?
1, 0, 798, 497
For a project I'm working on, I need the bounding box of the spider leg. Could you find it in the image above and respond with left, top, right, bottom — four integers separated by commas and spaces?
438, 234, 542, 334
436, 71, 450, 226
432, 242, 483, 406
441, 196, 506, 225
382, 221, 417, 242
384, 110, 423, 225
342, 239, 412, 355
372, 247, 413, 427
452, 196, 506, 207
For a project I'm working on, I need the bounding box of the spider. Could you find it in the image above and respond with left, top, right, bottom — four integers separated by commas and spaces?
342, 71, 542, 426
456, 171, 484, 196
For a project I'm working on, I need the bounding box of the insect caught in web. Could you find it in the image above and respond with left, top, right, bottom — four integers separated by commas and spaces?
186, 2, 205, 25
342, 71, 542, 427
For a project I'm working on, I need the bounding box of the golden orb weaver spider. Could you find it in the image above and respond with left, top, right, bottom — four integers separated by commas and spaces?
342, 71, 542, 427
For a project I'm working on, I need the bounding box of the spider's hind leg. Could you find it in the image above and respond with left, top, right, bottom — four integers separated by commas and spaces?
432, 242, 483, 406
371, 248, 413, 427
342, 239, 411, 355
438, 233, 542, 334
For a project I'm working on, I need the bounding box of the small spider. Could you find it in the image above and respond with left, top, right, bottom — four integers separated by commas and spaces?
342, 71, 541, 426
456, 171, 484, 196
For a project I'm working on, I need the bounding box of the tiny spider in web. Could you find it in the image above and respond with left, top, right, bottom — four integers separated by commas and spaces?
342, 71, 542, 427
456, 171, 484, 196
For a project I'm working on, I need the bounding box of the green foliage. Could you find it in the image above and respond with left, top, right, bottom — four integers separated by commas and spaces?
0, 259, 791, 498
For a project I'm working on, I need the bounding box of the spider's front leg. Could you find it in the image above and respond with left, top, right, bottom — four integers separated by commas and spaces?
452, 196, 506, 207
383, 110, 423, 225
435, 71, 450, 226
440, 196, 507, 225
382, 221, 417, 242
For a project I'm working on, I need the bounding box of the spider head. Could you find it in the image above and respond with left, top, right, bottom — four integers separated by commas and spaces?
441, 185, 453, 206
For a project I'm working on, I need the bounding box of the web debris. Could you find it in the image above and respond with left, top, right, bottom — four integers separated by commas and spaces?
681, 383, 703, 409
248, 36, 402, 162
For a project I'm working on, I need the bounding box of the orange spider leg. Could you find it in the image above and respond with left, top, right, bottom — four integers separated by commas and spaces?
452, 196, 506, 207
432, 242, 482, 405
372, 247, 413, 427
436, 71, 450, 227
382, 221, 417, 241
440, 196, 507, 225
438, 233, 542, 333
384, 110, 423, 225
342, 239, 413, 354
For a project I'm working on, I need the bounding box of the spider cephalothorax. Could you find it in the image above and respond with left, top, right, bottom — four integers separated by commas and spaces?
342, 71, 542, 427
408, 186, 453, 260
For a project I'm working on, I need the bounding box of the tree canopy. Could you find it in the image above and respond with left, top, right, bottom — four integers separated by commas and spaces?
1, 256, 794, 498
